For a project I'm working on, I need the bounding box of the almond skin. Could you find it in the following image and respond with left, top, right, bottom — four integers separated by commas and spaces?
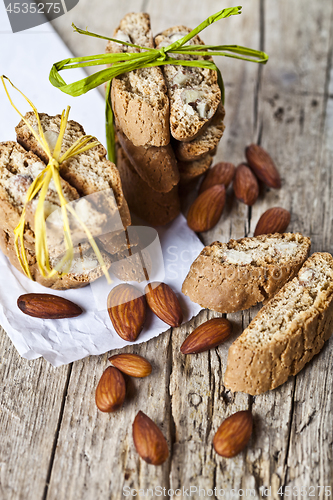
17, 293, 82, 319
199, 162, 236, 194
107, 284, 146, 342
254, 207, 291, 236
180, 318, 232, 354
246, 144, 281, 189
95, 366, 126, 413
145, 282, 183, 327
187, 184, 226, 232
233, 163, 259, 206
213, 410, 253, 458
109, 353, 152, 378
133, 411, 169, 465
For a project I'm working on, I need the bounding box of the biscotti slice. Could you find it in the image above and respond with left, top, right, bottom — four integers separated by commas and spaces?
0, 226, 112, 290
155, 26, 221, 142
0, 141, 80, 252
116, 145, 180, 226
116, 128, 179, 193
174, 103, 225, 162
107, 13, 170, 148
177, 153, 213, 184
15, 112, 131, 229
224, 252, 333, 395
182, 233, 311, 313
98, 227, 139, 255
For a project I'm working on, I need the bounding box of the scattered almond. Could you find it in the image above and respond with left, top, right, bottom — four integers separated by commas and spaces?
107, 284, 146, 342
17, 293, 82, 319
199, 162, 236, 194
213, 410, 253, 458
254, 207, 291, 236
145, 282, 183, 327
109, 353, 152, 378
246, 144, 281, 189
187, 184, 226, 232
132, 411, 169, 465
180, 318, 232, 354
233, 163, 259, 206
95, 366, 126, 413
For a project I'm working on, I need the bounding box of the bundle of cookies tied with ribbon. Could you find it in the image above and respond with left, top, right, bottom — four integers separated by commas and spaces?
0, 77, 143, 289
109, 12, 225, 226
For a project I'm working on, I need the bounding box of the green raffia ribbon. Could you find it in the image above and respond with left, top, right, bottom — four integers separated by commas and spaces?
49, 6, 268, 163
1, 76, 112, 283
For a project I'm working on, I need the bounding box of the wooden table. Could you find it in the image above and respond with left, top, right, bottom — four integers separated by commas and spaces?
1, 0, 333, 498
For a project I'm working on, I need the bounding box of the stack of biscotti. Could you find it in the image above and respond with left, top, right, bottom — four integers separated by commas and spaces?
0, 112, 132, 289
106, 13, 225, 225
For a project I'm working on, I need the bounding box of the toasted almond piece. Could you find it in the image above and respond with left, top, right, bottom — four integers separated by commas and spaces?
254, 207, 291, 236
95, 366, 126, 413
109, 353, 152, 378
107, 284, 147, 342
246, 144, 281, 188
233, 163, 259, 206
17, 293, 82, 319
145, 282, 183, 327
199, 162, 236, 194
180, 318, 232, 354
133, 411, 169, 465
213, 410, 253, 458
187, 184, 226, 232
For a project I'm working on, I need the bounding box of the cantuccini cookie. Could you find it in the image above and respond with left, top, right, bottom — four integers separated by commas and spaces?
116, 128, 179, 193
174, 103, 225, 162
116, 145, 180, 226
224, 252, 333, 395
177, 153, 214, 184
0, 141, 114, 289
16, 112, 131, 229
182, 233, 311, 313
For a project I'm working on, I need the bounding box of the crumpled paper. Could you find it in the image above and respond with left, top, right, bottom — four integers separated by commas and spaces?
0, 215, 203, 366
0, 14, 204, 366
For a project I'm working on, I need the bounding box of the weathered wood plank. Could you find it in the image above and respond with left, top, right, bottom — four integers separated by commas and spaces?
0, 327, 69, 500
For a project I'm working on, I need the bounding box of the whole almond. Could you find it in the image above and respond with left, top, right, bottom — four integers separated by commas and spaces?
145, 282, 183, 327
17, 293, 82, 319
133, 411, 169, 465
233, 164, 259, 206
109, 353, 152, 378
95, 366, 126, 413
199, 162, 236, 194
254, 207, 291, 236
187, 184, 226, 232
213, 410, 253, 458
246, 144, 281, 189
180, 318, 232, 354
107, 284, 146, 342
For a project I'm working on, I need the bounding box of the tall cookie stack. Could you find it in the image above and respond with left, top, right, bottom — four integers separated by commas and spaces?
107, 13, 225, 226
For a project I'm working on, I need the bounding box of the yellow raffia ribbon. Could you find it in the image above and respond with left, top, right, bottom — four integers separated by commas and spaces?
1, 76, 112, 283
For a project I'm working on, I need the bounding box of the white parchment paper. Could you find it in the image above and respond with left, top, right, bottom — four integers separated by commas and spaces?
0, 11, 204, 366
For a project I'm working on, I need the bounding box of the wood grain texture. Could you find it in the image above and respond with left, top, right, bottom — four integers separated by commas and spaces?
0, 327, 70, 500
1, 0, 333, 499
